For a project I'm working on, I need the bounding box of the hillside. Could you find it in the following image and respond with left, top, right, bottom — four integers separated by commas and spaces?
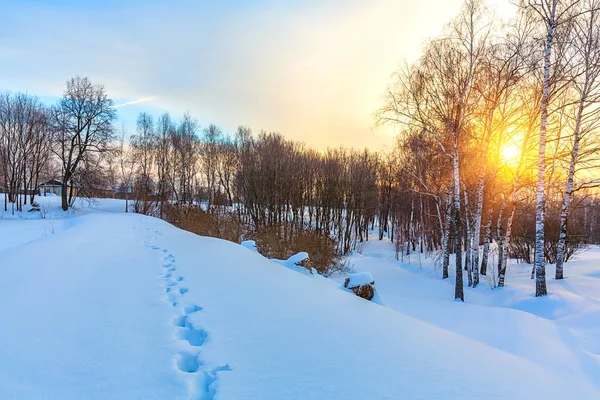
0, 197, 599, 400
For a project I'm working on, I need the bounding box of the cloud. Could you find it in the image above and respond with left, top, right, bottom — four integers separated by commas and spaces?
113, 96, 157, 109
0, 0, 468, 149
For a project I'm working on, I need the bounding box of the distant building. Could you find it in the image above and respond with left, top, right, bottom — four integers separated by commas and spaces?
38, 179, 80, 197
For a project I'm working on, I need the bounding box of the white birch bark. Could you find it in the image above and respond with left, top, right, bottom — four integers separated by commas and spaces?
534, 1, 557, 297
453, 154, 464, 301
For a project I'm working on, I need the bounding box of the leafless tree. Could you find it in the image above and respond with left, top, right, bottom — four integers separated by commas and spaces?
555, 0, 600, 279
118, 126, 136, 213
50, 76, 116, 211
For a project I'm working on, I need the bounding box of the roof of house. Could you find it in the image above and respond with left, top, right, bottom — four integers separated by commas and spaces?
39, 179, 81, 188
39, 179, 64, 187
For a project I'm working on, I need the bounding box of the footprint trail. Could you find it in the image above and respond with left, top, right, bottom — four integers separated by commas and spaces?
144, 232, 230, 399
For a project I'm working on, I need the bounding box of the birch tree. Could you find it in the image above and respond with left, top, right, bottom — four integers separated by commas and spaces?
523, 0, 581, 296
468, 10, 534, 287
380, 0, 491, 301
555, 0, 600, 279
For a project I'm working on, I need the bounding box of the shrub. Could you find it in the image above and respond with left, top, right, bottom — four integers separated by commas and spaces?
252, 224, 344, 275
162, 205, 244, 243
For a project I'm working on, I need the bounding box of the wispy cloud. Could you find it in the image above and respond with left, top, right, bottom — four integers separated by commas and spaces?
0, 0, 471, 149
113, 96, 157, 108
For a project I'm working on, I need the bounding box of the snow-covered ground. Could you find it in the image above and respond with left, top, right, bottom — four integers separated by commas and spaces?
340, 236, 600, 394
1, 196, 599, 399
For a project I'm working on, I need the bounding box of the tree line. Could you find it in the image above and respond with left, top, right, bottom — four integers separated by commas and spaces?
0, 77, 115, 213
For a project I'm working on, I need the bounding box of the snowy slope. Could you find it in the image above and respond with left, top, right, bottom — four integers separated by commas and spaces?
1, 198, 599, 399
343, 237, 600, 393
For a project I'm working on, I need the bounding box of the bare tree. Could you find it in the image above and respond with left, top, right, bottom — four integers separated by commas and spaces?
379, 0, 493, 301
155, 112, 175, 217
555, 0, 600, 279
131, 112, 156, 214
201, 124, 222, 209
522, 0, 582, 296
50, 76, 116, 211
172, 113, 199, 205
118, 125, 136, 213
0, 92, 49, 213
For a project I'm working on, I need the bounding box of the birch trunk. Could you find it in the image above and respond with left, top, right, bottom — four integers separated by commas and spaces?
496, 202, 505, 284
453, 155, 464, 301
442, 187, 452, 279
534, 6, 555, 297
480, 208, 493, 276
471, 174, 485, 287
464, 185, 473, 287
498, 203, 517, 287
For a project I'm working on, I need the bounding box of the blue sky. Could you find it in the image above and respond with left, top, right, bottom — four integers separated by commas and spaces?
0, 0, 514, 148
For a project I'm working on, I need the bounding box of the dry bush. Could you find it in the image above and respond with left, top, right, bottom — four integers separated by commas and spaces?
162, 205, 244, 243
252, 224, 345, 275
212, 211, 245, 243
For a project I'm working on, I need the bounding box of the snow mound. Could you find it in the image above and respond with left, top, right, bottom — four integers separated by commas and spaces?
271, 251, 317, 276
344, 271, 374, 288
286, 251, 309, 266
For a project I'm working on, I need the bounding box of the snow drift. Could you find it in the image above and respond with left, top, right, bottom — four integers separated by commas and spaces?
0, 198, 598, 399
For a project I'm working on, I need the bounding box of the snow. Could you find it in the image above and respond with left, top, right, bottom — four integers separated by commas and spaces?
1, 196, 600, 399
340, 238, 600, 394
286, 251, 309, 265
271, 251, 318, 276
240, 240, 258, 252
344, 271, 375, 288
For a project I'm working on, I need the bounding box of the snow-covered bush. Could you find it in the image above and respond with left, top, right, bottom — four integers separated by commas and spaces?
344, 272, 376, 301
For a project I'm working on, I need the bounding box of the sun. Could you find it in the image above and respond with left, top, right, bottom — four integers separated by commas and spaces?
501, 144, 521, 165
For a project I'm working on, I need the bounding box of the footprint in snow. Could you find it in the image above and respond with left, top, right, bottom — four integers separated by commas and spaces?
165, 292, 181, 304
172, 315, 188, 327
183, 304, 203, 315
177, 323, 208, 347
201, 365, 233, 400
179, 287, 188, 295
176, 351, 201, 373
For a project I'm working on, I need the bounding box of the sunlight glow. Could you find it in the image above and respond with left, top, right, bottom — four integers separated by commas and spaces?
501, 143, 521, 166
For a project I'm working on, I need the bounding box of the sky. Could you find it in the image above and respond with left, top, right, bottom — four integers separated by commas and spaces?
0, 0, 514, 150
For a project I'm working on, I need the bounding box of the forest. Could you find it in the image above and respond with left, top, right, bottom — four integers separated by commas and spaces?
2, 0, 600, 301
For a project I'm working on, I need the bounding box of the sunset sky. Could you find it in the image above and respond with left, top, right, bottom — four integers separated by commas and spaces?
0, 0, 514, 149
